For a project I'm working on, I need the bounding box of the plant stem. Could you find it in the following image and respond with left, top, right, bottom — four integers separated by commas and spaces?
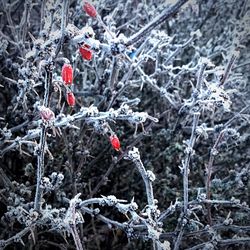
55, 0, 68, 57
34, 67, 52, 211
196, 63, 207, 91
174, 112, 200, 250
220, 53, 238, 86
126, 0, 189, 46
183, 112, 200, 214
133, 157, 155, 207
205, 130, 224, 224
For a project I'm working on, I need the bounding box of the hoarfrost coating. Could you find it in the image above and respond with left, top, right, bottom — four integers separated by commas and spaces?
0, 0, 249, 250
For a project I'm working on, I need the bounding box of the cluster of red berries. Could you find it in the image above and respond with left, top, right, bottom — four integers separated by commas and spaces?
61, 64, 75, 107
61, 2, 122, 152
79, 1, 97, 60
61, 2, 97, 105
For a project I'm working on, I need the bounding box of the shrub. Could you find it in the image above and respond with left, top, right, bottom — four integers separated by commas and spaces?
0, 0, 249, 249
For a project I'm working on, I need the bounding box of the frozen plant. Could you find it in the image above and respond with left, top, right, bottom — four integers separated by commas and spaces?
0, 0, 250, 249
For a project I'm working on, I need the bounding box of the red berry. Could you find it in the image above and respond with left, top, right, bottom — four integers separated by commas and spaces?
83, 1, 97, 18
67, 92, 75, 107
40, 106, 55, 121
62, 64, 73, 85
110, 135, 121, 151
79, 44, 93, 61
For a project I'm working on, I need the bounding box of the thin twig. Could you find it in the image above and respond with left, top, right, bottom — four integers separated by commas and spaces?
126, 0, 189, 46
220, 52, 238, 86
34, 66, 52, 211
174, 112, 200, 250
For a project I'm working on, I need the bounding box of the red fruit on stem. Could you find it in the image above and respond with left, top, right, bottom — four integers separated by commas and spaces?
67, 92, 75, 107
40, 106, 55, 121
62, 64, 73, 85
79, 44, 93, 61
110, 135, 121, 151
83, 1, 97, 18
